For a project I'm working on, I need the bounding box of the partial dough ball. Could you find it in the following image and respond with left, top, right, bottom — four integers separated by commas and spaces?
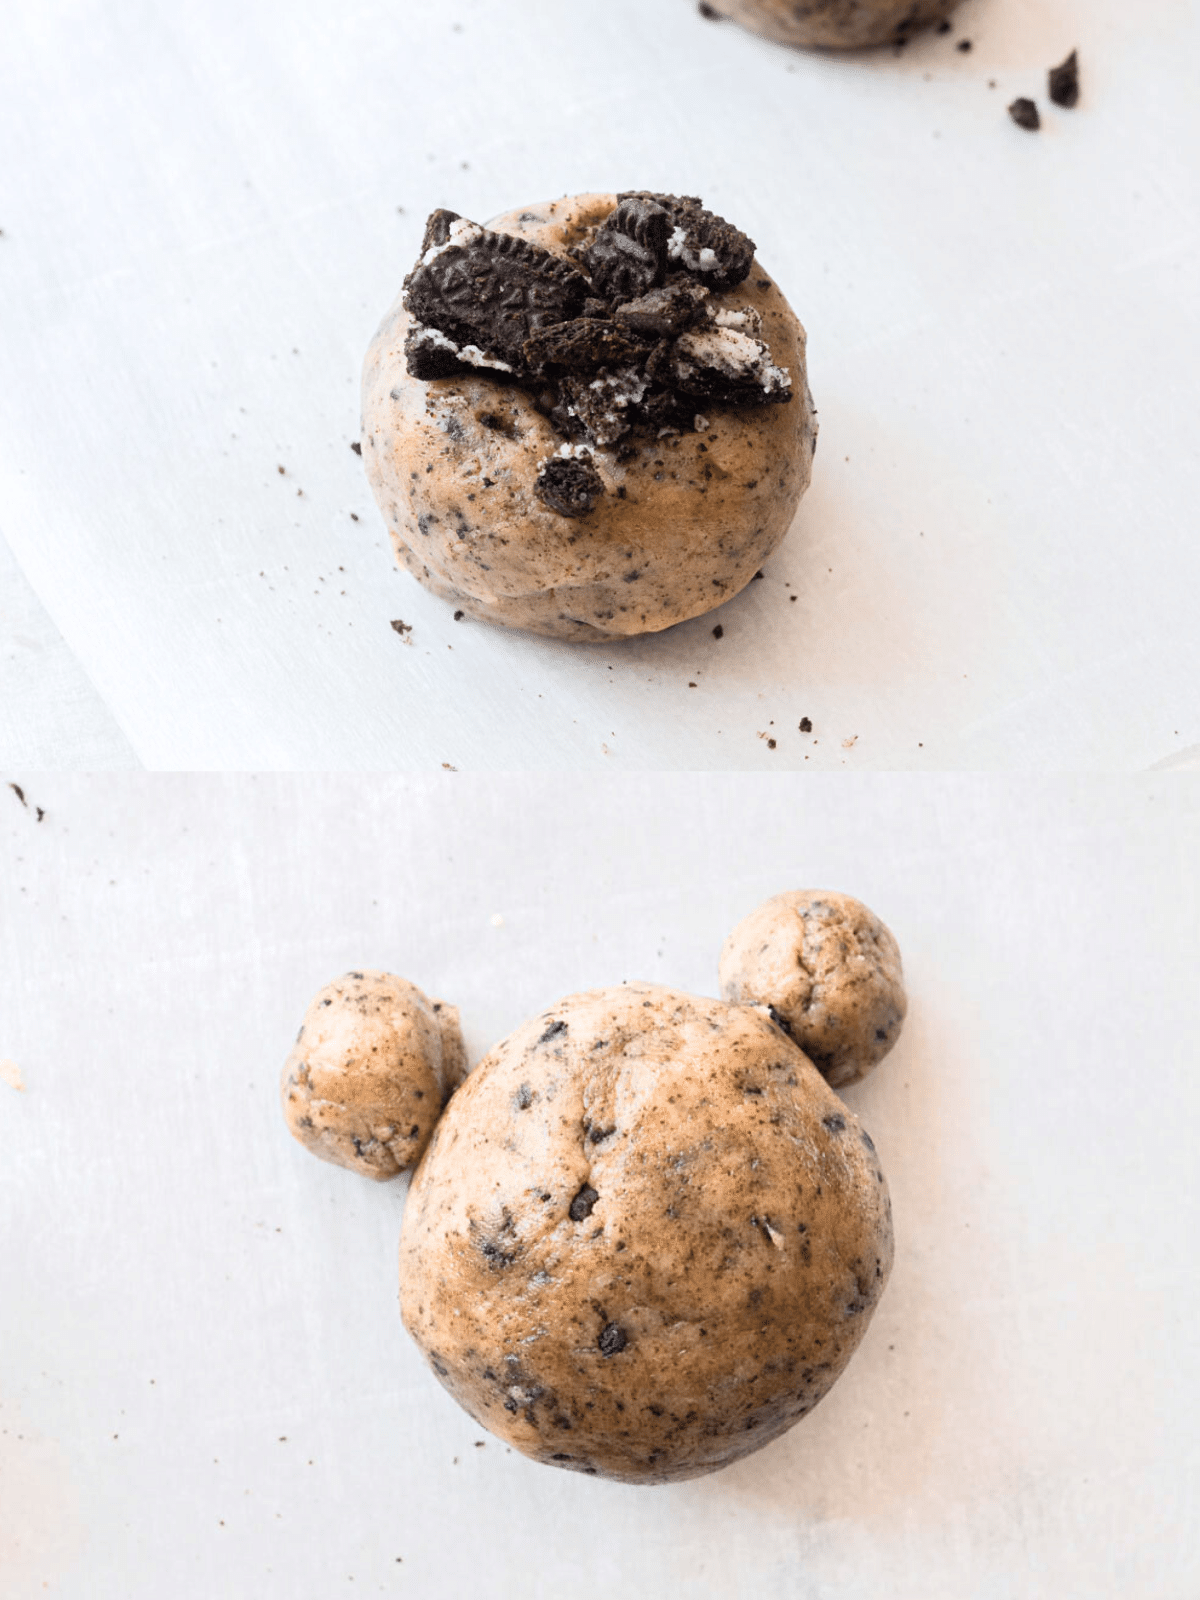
281, 971, 467, 1180
361, 193, 817, 642
707, 0, 961, 49
719, 891, 906, 1089
400, 984, 892, 1484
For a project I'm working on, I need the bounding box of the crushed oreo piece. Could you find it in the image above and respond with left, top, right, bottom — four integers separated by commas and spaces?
535, 455, 605, 517
582, 197, 670, 302
615, 280, 710, 339
524, 318, 651, 375
558, 368, 653, 446
597, 1323, 628, 1357
405, 223, 590, 369
419, 208, 462, 255
663, 319, 791, 406
404, 323, 471, 380
1009, 98, 1041, 131
620, 192, 755, 290
1048, 50, 1079, 108
400, 195, 790, 456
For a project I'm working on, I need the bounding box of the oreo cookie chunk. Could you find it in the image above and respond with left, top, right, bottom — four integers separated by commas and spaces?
581, 197, 671, 302
523, 317, 652, 376
614, 280, 710, 339
651, 306, 791, 407
618, 193, 756, 291
404, 220, 591, 372
557, 368, 653, 447
534, 453, 605, 517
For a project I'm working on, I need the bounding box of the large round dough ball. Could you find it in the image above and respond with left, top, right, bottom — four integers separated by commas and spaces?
706, 0, 962, 49
719, 891, 906, 1089
361, 193, 817, 642
400, 984, 892, 1484
281, 971, 467, 1180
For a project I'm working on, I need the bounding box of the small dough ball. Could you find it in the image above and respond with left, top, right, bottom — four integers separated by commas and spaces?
281, 971, 467, 1180
400, 984, 892, 1483
719, 890, 905, 1089
708, 0, 961, 50
361, 193, 817, 641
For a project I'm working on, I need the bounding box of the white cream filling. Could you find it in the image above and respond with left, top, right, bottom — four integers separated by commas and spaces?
667, 224, 720, 275
713, 305, 763, 337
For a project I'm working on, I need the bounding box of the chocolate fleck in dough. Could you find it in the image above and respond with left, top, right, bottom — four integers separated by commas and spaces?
719, 891, 906, 1089
400, 984, 892, 1483
281, 971, 467, 1180
704, 0, 962, 49
361, 193, 817, 641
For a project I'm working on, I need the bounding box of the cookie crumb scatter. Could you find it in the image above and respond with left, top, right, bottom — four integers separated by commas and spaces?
390, 619, 412, 637
350, 441, 362, 455
8, 782, 26, 806
277, 464, 285, 474
1009, 97, 1040, 130
1049, 49, 1079, 108
799, 717, 813, 732
442, 763, 457, 771
712, 624, 724, 639
453, 610, 465, 620
767, 739, 777, 750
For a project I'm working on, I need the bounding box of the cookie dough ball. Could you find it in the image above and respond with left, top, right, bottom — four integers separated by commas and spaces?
706, 0, 962, 49
720, 891, 905, 1089
281, 971, 467, 1180
400, 984, 892, 1483
361, 193, 817, 641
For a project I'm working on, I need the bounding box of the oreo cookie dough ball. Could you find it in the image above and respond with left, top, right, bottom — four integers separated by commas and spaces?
361, 193, 817, 641
281, 971, 467, 1180
705, 0, 962, 49
720, 891, 906, 1089
399, 984, 892, 1483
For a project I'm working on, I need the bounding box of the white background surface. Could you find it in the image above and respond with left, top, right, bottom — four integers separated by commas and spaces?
2, 772, 1198, 1597
2, 0, 1199, 771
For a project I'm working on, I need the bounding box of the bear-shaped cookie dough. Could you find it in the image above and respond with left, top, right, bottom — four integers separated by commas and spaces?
281, 971, 466, 1180
361, 192, 817, 641
399, 984, 892, 1483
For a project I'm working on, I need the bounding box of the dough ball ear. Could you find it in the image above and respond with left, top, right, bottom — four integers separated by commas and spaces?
280, 971, 466, 1180
719, 891, 906, 1088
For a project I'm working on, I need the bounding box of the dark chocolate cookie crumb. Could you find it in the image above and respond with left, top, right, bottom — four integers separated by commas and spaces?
799, 717, 813, 732
598, 1323, 628, 1357
1009, 98, 1041, 131
534, 456, 605, 518
712, 624, 724, 639
389, 619, 412, 636
1048, 50, 1079, 108
350, 441, 362, 455
524, 317, 650, 375
569, 1185, 599, 1221
698, 1, 722, 16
